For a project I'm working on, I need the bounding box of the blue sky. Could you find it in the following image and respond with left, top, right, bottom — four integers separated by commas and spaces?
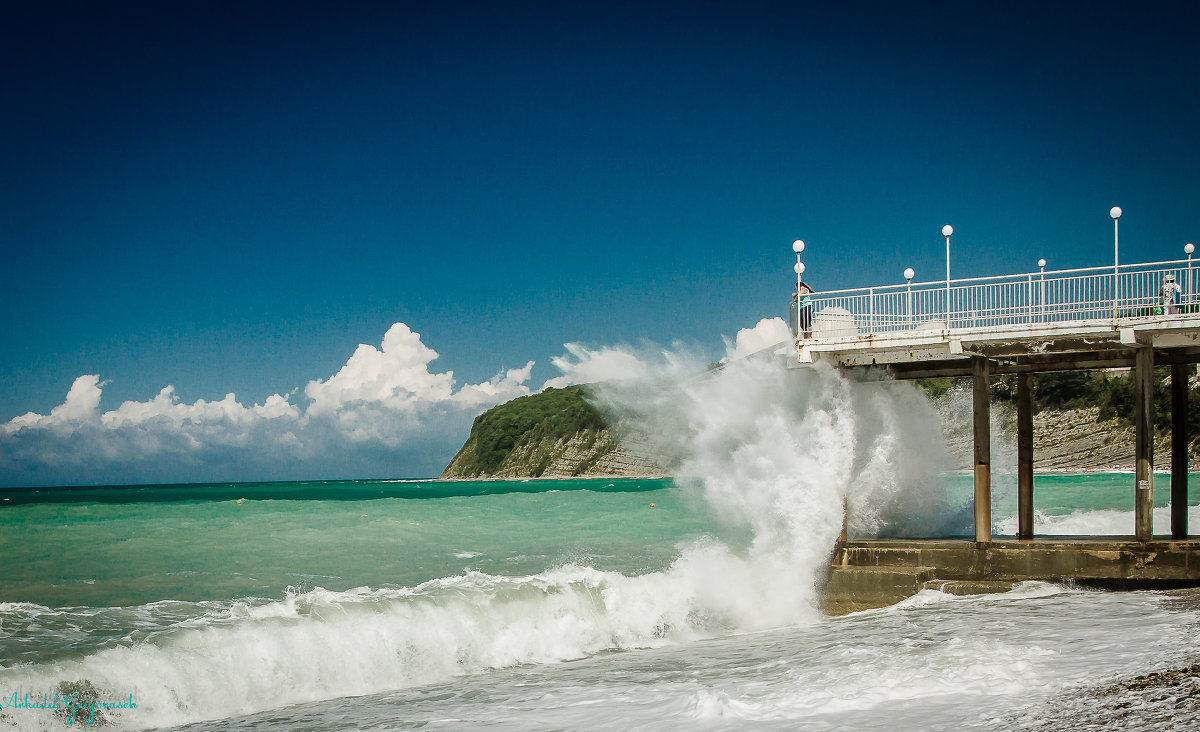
2, 1, 1199, 486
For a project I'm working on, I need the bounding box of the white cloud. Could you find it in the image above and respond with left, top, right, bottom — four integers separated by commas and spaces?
301, 323, 533, 443
4, 374, 105, 432
303, 323, 534, 419
101, 387, 301, 430
304, 323, 456, 416
0, 322, 535, 486
452, 361, 536, 406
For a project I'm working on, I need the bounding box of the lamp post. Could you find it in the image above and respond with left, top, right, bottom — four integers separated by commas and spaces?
942, 224, 953, 326
904, 267, 915, 327
1186, 243, 1194, 304
1038, 259, 1047, 320
792, 240, 806, 340
792, 239, 805, 294
1110, 206, 1122, 318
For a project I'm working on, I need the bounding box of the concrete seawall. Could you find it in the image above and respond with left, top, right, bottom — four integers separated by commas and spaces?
822, 538, 1200, 615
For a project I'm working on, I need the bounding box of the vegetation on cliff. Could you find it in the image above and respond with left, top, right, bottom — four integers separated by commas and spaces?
442, 385, 611, 478
989, 369, 1200, 449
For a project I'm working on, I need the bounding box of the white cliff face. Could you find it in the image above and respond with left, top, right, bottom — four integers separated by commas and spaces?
936, 400, 1187, 473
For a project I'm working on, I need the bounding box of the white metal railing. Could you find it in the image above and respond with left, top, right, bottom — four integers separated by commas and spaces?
797, 259, 1199, 342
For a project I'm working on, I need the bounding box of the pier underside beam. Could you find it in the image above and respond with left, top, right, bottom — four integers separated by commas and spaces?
1173, 363, 1190, 539
973, 357, 992, 543
875, 345, 1200, 381
1135, 347, 1155, 541
1017, 373, 1034, 540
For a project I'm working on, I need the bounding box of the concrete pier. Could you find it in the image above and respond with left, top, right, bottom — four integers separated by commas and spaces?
823, 538, 1200, 615
797, 263, 1200, 614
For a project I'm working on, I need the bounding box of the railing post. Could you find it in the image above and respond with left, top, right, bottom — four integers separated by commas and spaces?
1113, 268, 1120, 320
1039, 271, 1046, 321
945, 284, 951, 330
1189, 258, 1194, 307
868, 288, 875, 335
945, 277, 951, 327
1027, 274, 1033, 324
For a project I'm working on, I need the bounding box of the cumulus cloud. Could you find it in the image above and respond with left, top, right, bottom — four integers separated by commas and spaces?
5, 374, 105, 431
305, 323, 532, 419
0, 323, 534, 487
102, 387, 301, 430
453, 361, 536, 406
305, 323, 454, 416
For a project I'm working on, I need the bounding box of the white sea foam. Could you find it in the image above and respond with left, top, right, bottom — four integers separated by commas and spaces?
0, 601, 57, 614
994, 504, 1200, 536
1, 551, 834, 729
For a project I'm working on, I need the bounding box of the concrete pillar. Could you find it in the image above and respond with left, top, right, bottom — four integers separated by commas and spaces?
835, 497, 849, 566
1172, 363, 1189, 539
1134, 348, 1155, 541
1017, 372, 1034, 540
973, 357, 992, 543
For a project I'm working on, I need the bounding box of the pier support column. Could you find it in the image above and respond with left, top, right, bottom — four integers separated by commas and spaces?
1134, 347, 1155, 541
834, 497, 849, 566
1017, 372, 1034, 540
973, 357, 992, 543
1172, 363, 1190, 539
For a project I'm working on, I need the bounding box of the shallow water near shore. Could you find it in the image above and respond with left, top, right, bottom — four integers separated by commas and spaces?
2, 475, 1199, 730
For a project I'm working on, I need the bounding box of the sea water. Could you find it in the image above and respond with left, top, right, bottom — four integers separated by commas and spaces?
1, 476, 1199, 731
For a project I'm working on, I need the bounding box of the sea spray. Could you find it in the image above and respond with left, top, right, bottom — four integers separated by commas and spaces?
843, 376, 971, 538
595, 356, 960, 544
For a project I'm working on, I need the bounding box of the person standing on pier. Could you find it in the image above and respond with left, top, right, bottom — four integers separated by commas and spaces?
798, 282, 815, 338
1159, 273, 1182, 315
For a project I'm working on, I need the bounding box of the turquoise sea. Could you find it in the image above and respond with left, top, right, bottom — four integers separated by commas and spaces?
2, 474, 1200, 730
